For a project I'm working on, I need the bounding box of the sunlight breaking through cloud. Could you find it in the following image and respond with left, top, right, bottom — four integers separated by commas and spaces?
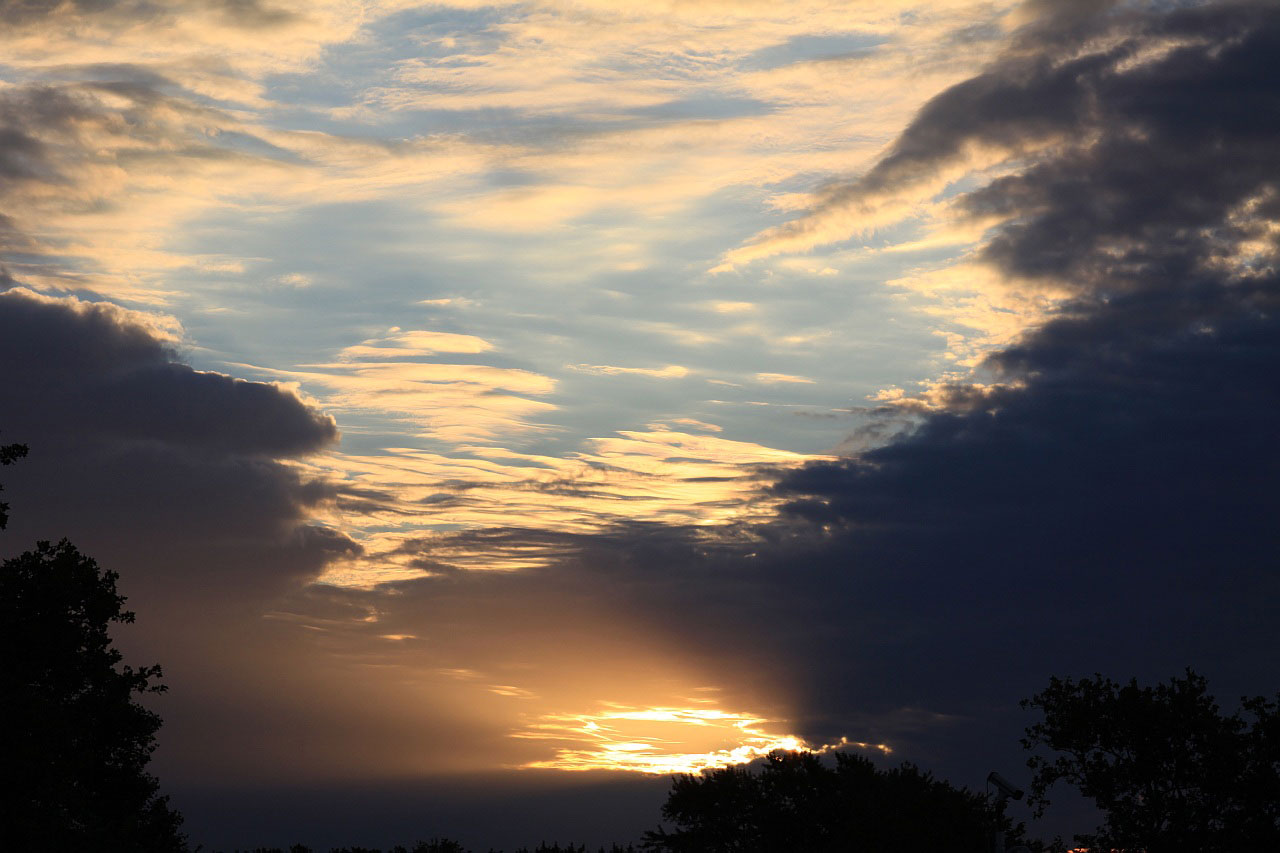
512, 705, 890, 774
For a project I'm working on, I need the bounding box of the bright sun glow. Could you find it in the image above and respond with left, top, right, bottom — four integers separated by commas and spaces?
512, 705, 890, 774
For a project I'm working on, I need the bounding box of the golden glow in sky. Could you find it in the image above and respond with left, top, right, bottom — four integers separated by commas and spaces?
513, 705, 890, 774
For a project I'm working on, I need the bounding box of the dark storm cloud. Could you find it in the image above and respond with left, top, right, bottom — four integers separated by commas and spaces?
0, 290, 336, 456
790, 0, 1278, 257
762, 0, 1280, 740
0, 288, 352, 596
352, 0, 1280, 795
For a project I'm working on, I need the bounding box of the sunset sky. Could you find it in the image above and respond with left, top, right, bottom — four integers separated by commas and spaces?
3, 0, 1279, 848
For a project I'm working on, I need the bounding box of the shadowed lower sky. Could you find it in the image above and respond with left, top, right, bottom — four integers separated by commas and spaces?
3, 0, 1279, 848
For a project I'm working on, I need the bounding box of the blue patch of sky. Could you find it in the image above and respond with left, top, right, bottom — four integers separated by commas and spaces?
207, 128, 308, 163
166, 200, 494, 362
505, 268, 944, 454
257, 5, 510, 121
739, 32, 887, 72
622, 95, 774, 122
934, 170, 1001, 201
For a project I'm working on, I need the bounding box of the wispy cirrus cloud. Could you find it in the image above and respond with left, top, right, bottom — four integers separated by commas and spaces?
247, 359, 558, 444
337, 327, 496, 360
309, 423, 819, 583
755, 372, 814, 385
567, 363, 689, 379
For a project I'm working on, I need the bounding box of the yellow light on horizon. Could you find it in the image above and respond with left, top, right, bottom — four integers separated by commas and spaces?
512, 705, 890, 774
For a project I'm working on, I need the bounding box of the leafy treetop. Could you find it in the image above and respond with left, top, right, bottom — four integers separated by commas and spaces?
1022, 669, 1280, 853
642, 749, 1027, 853
0, 435, 27, 529
1, 539, 187, 852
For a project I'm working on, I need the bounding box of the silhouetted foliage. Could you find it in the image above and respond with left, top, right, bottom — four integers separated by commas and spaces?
248, 842, 637, 853
329, 845, 473, 853
1, 538, 187, 851
405, 841, 468, 853
325, 841, 468, 853
0, 434, 27, 528
641, 750, 1023, 852
1022, 669, 1280, 852
511, 845, 634, 853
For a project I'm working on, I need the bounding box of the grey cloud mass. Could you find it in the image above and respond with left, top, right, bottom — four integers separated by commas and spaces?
0, 288, 349, 596
0, 0, 296, 28
0, 291, 337, 455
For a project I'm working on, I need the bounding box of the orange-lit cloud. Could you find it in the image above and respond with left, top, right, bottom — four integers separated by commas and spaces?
755, 372, 815, 385
568, 363, 690, 379
307, 423, 822, 583
249, 360, 557, 444
514, 705, 887, 774
338, 328, 496, 360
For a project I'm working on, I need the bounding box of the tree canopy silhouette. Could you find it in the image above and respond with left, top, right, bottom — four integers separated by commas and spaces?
1021, 669, 1280, 852
1, 538, 188, 851
641, 750, 1024, 853
0, 434, 27, 529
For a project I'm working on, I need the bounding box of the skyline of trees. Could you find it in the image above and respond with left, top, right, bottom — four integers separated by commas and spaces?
1022, 670, 1280, 852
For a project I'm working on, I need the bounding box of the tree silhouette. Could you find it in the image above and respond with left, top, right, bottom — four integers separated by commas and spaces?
1, 538, 188, 851
1021, 669, 1280, 852
0, 434, 27, 529
641, 750, 1024, 852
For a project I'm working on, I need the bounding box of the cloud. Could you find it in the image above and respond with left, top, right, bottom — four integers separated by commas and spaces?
0, 0, 296, 28
0, 0, 1017, 324
663, 417, 722, 433
754, 372, 814, 384
0, 287, 345, 592
0, 288, 335, 455
717, 1, 1159, 267
337, 327, 496, 360
0, 0, 392, 83
568, 363, 689, 379
708, 301, 756, 313
253, 358, 558, 444
310, 425, 818, 583
514, 706, 822, 774
0, 77, 307, 301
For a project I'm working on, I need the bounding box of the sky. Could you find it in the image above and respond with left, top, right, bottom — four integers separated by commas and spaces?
2, 0, 1279, 848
